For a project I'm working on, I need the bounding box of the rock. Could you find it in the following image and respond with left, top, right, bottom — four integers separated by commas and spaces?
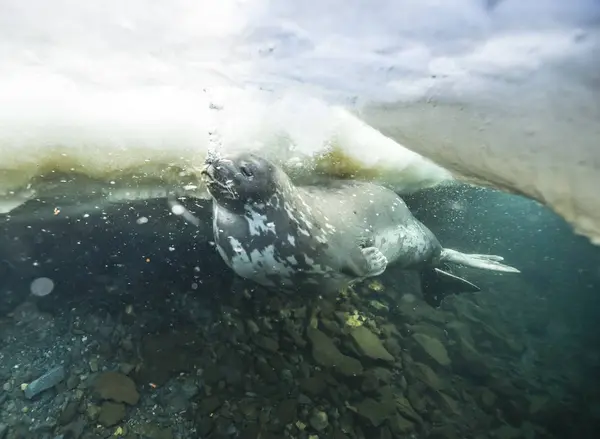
395, 396, 422, 424
203, 364, 222, 385
300, 376, 327, 396
255, 336, 279, 353
283, 320, 306, 347
480, 388, 497, 410
24, 366, 66, 399
435, 392, 462, 416
239, 423, 260, 439
180, 379, 199, 399
298, 394, 312, 405
407, 384, 428, 415
527, 395, 550, 415
239, 399, 259, 420
119, 363, 135, 375
58, 400, 80, 425
93, 371, 139, 405
98, 402, 126, 427
66, 374, 80, 390
121, 337, 134, 352
383, 338, 402, 358
320, 318, 342, 336
255, 358, 278, 383
246, 320, 260, 334
275, 399, 298, 425
165, 394, 189, 414
307, 328, 363, 376
412, 333, 451, 367
361, 367, 393, 393
453, 336, 490, 379
369, 300, 389, 312
309, 409, 329, 431
353, 397, 396, 427
137, 330, 202, 385
408, 362, 445, 391
349, 326, 394, 362
398, 374, 408, 391
446, 320, 475, 345
86, 404, 102, 421
61, 418, 86, 439
199, 395, 223, 415
379, 323, 401, 339
493, 425, 522, 439
196, 416, 215, 437
0, 424, 7, 439
371, 367, 393, 383
333, 429, 351, 439
361, 371, 380, 393
428, 425, 461, 439
135, 423, 174, 439
388, 414, 415, 435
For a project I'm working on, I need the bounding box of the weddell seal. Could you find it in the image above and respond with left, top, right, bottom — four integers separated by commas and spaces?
201, 152, 520, 306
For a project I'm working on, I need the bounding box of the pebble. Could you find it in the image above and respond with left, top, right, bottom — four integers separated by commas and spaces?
66, 374, 80, 390
98, 401, 126, 427
58, 400, 80, 425
24, 366, 66, 399
93, 371, 140, 405
0, 232, 578, 439
246, 320, 260, 334
119, 363, 135, 375
309, 409, 329, 431
350, 326, 395, 362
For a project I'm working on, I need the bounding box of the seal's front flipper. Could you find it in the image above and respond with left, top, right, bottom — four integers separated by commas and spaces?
421, 268, 480, 308
440, 248, 520, 273
360, 246, 388, 277
342, 245, 387, 278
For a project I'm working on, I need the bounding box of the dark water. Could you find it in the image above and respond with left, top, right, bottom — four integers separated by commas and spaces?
0, 184, 599, 439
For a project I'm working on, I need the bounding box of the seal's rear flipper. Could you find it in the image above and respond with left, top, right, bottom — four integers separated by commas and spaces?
421, 268, 480, 308
440, 248, 520, 273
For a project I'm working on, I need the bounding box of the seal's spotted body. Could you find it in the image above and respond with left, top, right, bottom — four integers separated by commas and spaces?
203, 152, 519, 303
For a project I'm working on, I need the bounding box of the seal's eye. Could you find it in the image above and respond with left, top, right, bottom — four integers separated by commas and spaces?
240, 165, 253, 178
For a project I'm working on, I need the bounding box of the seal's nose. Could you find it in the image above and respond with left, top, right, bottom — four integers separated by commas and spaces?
202, 151, 221, 178
201, 162, 215, 179
205, 149, 222, 165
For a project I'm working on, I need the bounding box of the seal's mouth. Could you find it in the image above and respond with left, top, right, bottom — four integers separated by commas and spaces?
201, 161, 239, 199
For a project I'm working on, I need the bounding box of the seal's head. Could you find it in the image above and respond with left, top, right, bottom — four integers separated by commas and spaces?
202, 152, 280, 209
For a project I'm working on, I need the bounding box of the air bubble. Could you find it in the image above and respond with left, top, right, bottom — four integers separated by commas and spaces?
171, 204, 186, 215
30, 277, 55, 297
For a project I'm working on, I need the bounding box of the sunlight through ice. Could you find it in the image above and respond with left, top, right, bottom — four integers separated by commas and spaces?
0, 0, 598, 242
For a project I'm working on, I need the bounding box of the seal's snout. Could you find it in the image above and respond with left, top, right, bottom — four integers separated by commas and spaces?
205, 149, 221, 165
201, 154, 228, 180
201, 156, 239, 200
201, 163, 215, 180
202, 150, 226, 180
